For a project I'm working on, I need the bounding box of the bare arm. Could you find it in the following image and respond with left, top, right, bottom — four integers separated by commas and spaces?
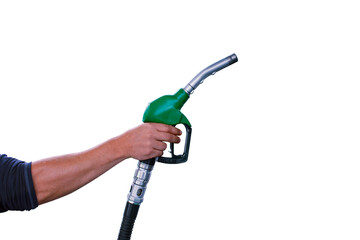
31, 123, 181, 205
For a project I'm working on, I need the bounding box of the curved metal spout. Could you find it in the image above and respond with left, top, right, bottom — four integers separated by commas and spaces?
183, 53, 238, 95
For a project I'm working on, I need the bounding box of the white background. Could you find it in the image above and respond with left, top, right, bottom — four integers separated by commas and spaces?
0, 1, 359, 239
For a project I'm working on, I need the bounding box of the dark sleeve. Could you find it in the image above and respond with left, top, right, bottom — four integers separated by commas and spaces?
0, 154, 39, 213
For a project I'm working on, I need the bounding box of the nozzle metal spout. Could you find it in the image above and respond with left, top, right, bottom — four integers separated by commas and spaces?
183, 53, 238, 95
229, 53, 238, 65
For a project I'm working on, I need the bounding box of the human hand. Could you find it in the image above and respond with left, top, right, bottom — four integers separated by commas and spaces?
119, 123, 182, 160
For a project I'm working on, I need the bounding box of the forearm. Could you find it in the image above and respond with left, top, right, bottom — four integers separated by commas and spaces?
31, 137, 127, 205
30, 123, 181, 205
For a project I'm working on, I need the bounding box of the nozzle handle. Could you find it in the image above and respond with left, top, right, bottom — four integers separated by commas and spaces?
183, 53, 238, 94
157, 124, 192, 164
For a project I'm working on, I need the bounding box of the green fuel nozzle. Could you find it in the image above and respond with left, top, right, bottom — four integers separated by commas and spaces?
142, 89, 191, 164
118, 53, 238, 240
142, 54, 237, 164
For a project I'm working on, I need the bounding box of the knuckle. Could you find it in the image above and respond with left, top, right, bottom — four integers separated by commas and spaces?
143, 141, 153, 152
144, 148, 153, 156
161, 124, 172, 132
145, 139, 152, 147
170, 134, 180, 143
164, 133, 172, 142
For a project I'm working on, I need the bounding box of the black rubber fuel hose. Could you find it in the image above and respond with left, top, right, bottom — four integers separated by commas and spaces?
118, 202, 140, 240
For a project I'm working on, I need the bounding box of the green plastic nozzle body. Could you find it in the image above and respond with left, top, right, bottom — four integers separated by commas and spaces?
142, 89, 191, 127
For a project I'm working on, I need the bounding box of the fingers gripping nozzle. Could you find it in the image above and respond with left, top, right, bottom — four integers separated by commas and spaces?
157, 124, 192, 164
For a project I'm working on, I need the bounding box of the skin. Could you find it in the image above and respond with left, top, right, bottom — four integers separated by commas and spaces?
31, 123, 181, 205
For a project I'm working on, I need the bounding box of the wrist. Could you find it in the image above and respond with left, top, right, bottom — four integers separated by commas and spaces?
105, 135, 130, 163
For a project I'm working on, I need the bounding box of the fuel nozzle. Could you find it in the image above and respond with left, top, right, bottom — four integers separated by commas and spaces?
183, 53, 238, 95
118, 53, 238, 240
